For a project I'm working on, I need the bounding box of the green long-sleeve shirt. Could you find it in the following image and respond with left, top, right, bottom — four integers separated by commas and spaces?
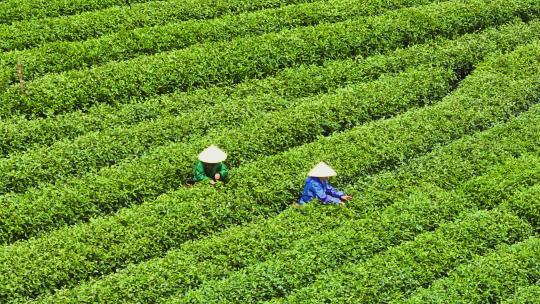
193, 160, 229, 182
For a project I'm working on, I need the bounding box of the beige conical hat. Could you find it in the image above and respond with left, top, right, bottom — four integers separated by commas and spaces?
198, 145, 227, 163
308, 162, 337, 177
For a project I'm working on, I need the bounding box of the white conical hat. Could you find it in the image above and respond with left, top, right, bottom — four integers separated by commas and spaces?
308, 162, 337, 177
198, 145, 227, 163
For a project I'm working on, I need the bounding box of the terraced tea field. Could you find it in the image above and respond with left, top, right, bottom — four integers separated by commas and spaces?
0, 0, 539, 302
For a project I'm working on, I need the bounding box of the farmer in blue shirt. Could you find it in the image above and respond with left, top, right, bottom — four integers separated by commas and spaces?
296, 162, 352, 207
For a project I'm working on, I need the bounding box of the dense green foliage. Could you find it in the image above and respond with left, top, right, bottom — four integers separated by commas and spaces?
1, 0, 539, 302
2, 0, 539, 118
0, 0, 439, 85
401, 234, 540, 303
0, 0, 315, 52
276, 210, 533, 304
2, 19, 539, 157
0, 0, 154, 24
503, 284, 540, 304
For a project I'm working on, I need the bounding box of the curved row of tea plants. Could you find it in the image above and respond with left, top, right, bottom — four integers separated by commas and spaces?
0, 68, 455, 195
401, 215, 540, 304
0, 67, 455, 237
0, 0, 155, 25
2, 0, 535, 118
0, 0, 314, 52
272, 207, 533, 304
0, 0, 440, 85
166, 154, 540, 304
2, 19, 539, 156
1, 45, 539, 300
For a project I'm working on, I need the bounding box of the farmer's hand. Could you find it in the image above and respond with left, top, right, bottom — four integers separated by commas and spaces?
341, 195, 352, 202
210, 180, 216, 185
215, 173, 221, 180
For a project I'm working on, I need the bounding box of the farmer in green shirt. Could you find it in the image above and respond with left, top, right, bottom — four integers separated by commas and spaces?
187, 145, 229, 185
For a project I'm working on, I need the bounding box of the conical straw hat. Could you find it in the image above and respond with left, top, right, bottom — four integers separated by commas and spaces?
198, 145, 227, 163
308, 162, 337, 177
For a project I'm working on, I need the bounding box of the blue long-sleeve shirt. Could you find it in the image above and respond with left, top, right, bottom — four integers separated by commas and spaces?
298, 177, 344, 205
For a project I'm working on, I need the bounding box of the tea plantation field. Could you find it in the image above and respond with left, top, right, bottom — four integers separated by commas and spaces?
0, 0, 539, 303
